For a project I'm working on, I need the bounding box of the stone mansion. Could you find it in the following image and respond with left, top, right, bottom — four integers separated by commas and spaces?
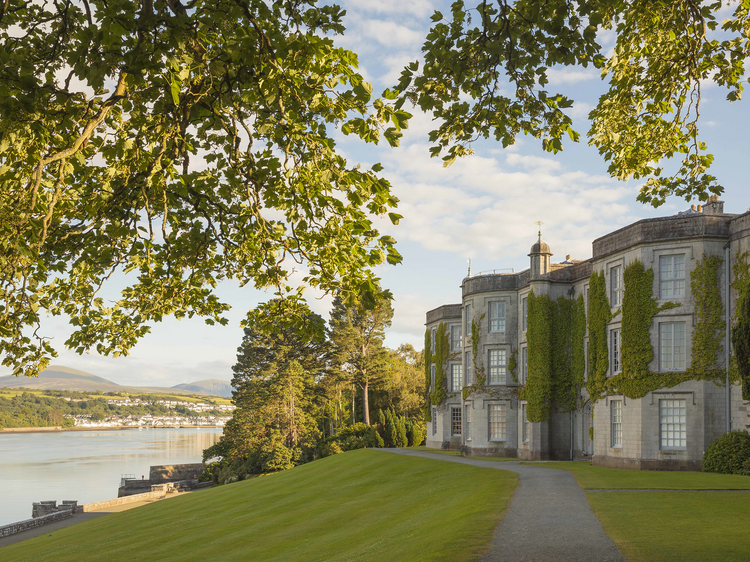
424, 198, 750, 470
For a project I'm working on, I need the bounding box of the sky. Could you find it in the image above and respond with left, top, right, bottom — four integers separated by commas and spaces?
4, 0, 749, 387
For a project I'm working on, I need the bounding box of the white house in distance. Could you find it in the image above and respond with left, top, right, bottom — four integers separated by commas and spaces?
424, 197, 750, 470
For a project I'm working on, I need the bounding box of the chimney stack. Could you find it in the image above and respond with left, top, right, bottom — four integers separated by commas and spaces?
703, 195, 724, 215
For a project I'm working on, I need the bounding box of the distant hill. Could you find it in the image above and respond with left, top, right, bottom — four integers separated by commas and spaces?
0, 365, 228, 398
172, 379, 234, 398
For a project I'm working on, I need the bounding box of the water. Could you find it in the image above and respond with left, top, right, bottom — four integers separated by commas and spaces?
0, 427, 222, 526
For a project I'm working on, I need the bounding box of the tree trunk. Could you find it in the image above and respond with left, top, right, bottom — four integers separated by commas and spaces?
363, 379, 370, 425
351, 384, 356, 424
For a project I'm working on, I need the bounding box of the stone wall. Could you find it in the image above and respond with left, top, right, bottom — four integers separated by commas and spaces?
0, 510, 74, 538
80, 489, 167, 512
149, 463, 205, 483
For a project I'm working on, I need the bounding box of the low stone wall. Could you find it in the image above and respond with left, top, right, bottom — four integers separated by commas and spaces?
150, 463, 204, 483
0, 509, 73, 538
80, 490, 166, 512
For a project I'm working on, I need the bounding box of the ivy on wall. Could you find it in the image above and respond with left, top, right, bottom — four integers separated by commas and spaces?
523, 291, 554, 422
609, 260, 680, 398
586, 270, 612, 400
522, 292, 586, 421
732, 252, 750, 400
508, 349, 518, 382
688, 255, 725, 377
423, 329, 432, 421
429, 322, 450, 407
462, 314, 487, 400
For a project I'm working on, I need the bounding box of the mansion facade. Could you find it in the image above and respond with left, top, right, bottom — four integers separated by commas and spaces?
425, 198, 750, 469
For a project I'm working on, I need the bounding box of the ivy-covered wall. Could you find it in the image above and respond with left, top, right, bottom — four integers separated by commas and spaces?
522, 292, 585, 422
428, 322, 450, 409
732, 252, 750, 400
586, 270, 611, 400
423, 329, 432, 421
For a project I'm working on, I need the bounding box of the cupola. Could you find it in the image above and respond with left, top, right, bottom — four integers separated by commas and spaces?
528, 228, 552, 279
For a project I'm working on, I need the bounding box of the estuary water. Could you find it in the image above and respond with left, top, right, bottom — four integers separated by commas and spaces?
0, 427, 222, 527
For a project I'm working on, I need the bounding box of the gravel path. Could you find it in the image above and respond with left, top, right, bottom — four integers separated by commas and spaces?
381, 450, 624, 562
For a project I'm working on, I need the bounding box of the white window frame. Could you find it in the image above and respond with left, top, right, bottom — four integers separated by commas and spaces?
451, 407, 462, 436
610, 265, 623, 306
659, 322, 686, 372
522, 297, 528, 332
430, 364, 436, 392
465, 303, 472, 335
431, 327, 436, 350
659, 399, 687, 450
489, 301, 506, 333
522, 403, 529, 442
488, 404, 506, 441
611, 400, 622, 448
465, 404, 471, 441
488, 349, 507, 385
432, 407, 437, 436
611, 329, 621, 374
659, 254, 686, 299
521, 347, 528, 385
465, 351, 471, 386
451, 363, 462, 392
451, 325, 462, 352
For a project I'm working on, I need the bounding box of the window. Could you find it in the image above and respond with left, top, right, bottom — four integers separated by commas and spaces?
432, 407, 437, 436
489, 301, 506, 333
451, 325, 462, 352
522, 403, 529, 442
451, 407, 462, 436
611, 266, 623, 306
465, 303, 472, 335
451, 364, 462, 392
611, 400, 622, 447
465, 404, 471, 440
488, 404, 506, 440
660, 255, 685, 299
611, 329, 621, 374
660, 322, 686, 371
465, 351, 471, 386
430, 364, 436, 391
660, 399, 686, 449
522, 297, 528, 332
488, 349, 507, 384
521, 347, 528, 385
431, 328, 436, 349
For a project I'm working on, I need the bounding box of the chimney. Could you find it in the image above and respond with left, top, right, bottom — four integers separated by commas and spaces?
691, 204, 696, 211
703, 195, 724, 215
697, 205, 703, 213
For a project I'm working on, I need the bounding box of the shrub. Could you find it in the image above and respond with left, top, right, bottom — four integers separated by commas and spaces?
407, 420, 426, 447
395, 417, 408, 448
702, 430, 750, 474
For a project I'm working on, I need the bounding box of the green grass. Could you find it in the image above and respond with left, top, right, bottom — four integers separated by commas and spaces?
405, 446, 517, 461
522, 461, 750, 489
2, 449, 517, 562
587, 492, 750, 562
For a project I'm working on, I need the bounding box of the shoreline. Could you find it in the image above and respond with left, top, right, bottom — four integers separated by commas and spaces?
0, 425, 224, 434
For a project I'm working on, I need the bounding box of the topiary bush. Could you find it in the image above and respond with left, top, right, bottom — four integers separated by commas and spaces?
702, 431, 750, 474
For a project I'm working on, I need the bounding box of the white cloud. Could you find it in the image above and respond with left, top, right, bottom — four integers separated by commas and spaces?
546, 68, 598, 86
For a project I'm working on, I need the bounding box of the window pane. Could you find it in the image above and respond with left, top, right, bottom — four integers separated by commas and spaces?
452, 407, 462, 436
489, 350, 507, 384
466, 304, 472, 333
489, 301, 506, 333
451, 364, 462, 392
451, 325, 462, 351
611, 400, 622, 447
465, 404, 471, 438
465, 352, 471, 385
488, 404, 506, 440
522, 403, 529, 442
660, 399, 686, 449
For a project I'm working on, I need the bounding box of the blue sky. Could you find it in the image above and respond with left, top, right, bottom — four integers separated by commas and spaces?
6, 0, 749, 387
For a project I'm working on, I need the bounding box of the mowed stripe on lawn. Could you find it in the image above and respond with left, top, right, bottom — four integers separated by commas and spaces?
2, 449, 517, 562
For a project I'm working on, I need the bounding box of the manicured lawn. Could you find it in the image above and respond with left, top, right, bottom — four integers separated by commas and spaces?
3, 449, 517, 562
587, 491, 750, 562
405, 446, 517, 461
522, 461, 750, 489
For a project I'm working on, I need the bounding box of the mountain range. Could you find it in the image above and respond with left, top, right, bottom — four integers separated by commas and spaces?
0, 366, 234, 398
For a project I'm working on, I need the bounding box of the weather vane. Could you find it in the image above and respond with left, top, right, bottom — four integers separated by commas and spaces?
535, 220, 544, 241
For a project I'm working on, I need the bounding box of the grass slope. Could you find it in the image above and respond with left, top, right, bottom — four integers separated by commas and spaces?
522, 461, 750, 489
2, 450, 517, 562
588, 492, 750, 562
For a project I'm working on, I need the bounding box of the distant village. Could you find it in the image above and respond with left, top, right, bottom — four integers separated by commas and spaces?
64, 397, 235, 428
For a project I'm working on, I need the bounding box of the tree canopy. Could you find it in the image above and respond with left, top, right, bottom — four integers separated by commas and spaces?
0, 0, 408, 376
396, 0, 750, 207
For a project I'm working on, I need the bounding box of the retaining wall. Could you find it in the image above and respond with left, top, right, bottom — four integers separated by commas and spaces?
0, 510, 73, 538
80, 490, 166, 512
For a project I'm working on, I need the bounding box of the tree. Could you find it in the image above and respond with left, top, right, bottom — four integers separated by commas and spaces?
204, 299, 326, 469
397, 0, 749, 207
328, 293, 393, 425
0, 0, 408, 377
372, 344, 425, 419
